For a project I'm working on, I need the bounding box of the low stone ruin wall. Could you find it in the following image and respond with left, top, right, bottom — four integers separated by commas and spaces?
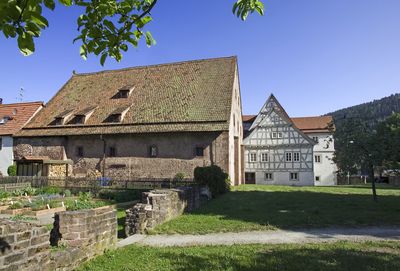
0, 219, 50, 271
0, 205, 117, 271
125, 186, 200, 235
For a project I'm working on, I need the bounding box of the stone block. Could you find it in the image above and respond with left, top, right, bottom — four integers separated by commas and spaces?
4, 252, 24, 265
31, 235, 49, 246
16, 231, 31, 242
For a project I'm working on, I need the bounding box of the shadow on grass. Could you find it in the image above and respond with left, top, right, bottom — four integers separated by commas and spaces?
156, 245, 400, 271
184, 190, 400, 230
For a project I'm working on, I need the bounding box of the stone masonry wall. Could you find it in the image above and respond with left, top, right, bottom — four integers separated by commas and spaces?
0, 206, 117, 271
125, 187, 200, 235
15, 131, 232, 181
0, 219, 51, 271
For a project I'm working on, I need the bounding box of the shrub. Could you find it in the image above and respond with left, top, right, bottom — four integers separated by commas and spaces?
78, 191, 93, 201
9, 201, 23, 209
194, 165, 230, 197
0, 190, 10, 199
7, 165, 17, 176
173, 172, 185, 182
63, 189, 72, 197
23, 186, 37, 196
36, 186, 62, 195
64, 198, 108, 211
98, 189, 143, 203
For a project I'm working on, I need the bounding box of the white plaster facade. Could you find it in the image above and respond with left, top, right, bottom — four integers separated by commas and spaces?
228, 64, 243, 185
0, 136, 13, 176
243, 95, 315, 186
308, 132, 337, 186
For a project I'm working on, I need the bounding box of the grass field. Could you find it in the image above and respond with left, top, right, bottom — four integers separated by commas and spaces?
78, 241, 400, 271
151, 184, 400, 234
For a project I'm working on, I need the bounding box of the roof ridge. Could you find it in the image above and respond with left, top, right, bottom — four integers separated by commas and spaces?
73, 56, 237, 77
0, 101, 44, 107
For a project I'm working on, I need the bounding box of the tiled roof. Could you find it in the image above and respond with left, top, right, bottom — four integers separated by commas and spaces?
0, 102, 43, 136
291, 116, 335, 133
243, 115, 334, 133
17, 57, 237, 137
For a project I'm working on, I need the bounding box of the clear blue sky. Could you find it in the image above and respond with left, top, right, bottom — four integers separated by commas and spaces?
1, 0, 399, 116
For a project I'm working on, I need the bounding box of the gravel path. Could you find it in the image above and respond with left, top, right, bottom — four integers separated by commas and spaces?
117, 227, 400, 248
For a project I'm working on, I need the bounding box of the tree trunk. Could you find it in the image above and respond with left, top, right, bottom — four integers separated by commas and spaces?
369, 163, 377, 202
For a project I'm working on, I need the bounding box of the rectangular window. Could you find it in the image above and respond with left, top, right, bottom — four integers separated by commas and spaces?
313, 136, 319, 143
315, 155, 322, 163
74, 115, 85, 124
249, 152, 257, 162
150, 145, 158, 157
293, 152, 300, 162
290, 172, 299, 181
285, 152, 292, 162
76, 146, 84, 157
195, 146, 204, 157
109, 147, 116, 157
315, 176, 320, 182
271, 132, 277, 138
261, 153, 269, 162
278, 132, 283, 138
265, 173, 273, 181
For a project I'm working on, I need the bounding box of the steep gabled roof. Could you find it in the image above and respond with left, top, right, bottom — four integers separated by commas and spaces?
17, 57, 238, 137
0, 102, 43, 136
249, 94, 292, 131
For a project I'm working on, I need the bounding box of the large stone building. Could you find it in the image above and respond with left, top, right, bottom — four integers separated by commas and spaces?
0, 101, 43, 176
14, 57, 244, 185
243, 94, 337, 186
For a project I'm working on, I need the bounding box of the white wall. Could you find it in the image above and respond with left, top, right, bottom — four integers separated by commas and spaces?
309, 133, 337, 186
0, 136, 13, 176
255, 171, 314, 186
228, 66, 243, 185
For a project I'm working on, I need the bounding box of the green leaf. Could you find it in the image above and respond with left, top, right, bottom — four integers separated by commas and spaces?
145, 31, 155, 47
58, 0, 72, 6
30, 13, 49, 28
100, 53, 107, 66
17, 32, 35, 56
80, 45, 87, 60
44, 0, 56, 10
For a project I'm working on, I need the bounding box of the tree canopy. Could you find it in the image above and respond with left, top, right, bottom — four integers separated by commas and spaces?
0, 0, 265, 65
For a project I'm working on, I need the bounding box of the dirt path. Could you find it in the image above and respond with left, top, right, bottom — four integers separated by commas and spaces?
117, 227, 400, 248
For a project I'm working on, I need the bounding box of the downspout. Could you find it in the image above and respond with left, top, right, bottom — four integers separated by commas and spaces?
100, 135, 106, 178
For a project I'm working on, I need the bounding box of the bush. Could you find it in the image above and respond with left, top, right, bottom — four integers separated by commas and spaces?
23, 186, 37, 196
98, 190, 143, 203
173, 172, 185, 182
194, 165, 230, 197
36, 186, 62, 195
0, 190, 10, 199
63, 189, 72, 197
7, 165, 17, 176
9, 201, 23, 209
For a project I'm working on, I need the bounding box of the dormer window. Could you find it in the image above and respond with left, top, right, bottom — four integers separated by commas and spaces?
117, 85, 134, 98
0, 115, 12, 125
53, 110, 73, 126
105, 105, 131, 123
71, 106, 96, 125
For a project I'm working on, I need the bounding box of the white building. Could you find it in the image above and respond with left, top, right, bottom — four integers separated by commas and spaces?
291, 116, 337, 186
0, 102, 43, 176
243, 94, 337, 186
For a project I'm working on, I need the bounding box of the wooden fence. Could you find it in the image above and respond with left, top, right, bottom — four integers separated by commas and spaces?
0, 176, 195, 191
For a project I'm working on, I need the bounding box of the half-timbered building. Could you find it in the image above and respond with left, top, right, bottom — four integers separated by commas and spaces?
243, 94, 337, 186
243, 94, 316, 186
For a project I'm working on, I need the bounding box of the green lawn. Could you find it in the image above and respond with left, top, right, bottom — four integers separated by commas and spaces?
151, 184, 400, 234
78, 241, 400, 271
